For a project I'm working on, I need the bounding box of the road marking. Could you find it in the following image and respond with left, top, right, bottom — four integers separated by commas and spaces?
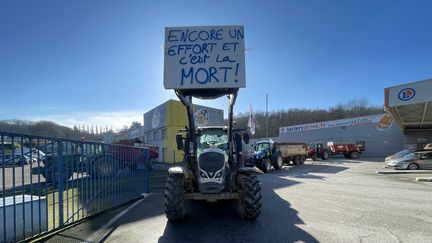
84, 193, 150, 243
376, 170, 432, 174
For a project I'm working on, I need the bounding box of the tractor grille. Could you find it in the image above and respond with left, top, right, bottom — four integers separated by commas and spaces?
198, 152, 225, 174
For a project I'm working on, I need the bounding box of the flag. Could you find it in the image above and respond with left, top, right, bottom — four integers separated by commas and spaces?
247, 104, 256, 135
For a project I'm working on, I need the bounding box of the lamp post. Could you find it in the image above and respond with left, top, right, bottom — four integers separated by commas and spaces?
266, 93, 268, 138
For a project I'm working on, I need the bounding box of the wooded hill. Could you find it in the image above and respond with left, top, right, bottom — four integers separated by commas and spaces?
1, 99, 383, 140
0, 120, 102, 140
233, 99, 384, 138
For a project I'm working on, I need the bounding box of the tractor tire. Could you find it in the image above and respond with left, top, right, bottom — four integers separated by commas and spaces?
350, 152, 360, 159
237, 173, 262, 220
262, 159, 272, 173
165, 174, 186, 221
300, 156, 306, 164
321, 150, 329, 160
91, 155, 118, 178
44, 166, 71, 184
293, 156, 301, 165
274, 155, 283, 170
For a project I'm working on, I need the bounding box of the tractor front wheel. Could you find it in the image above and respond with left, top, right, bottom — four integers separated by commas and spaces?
237, 173, 262, 220
262, 159, 272, 173
90, 155, 118, 178
322, 150, 329, 160
165, 174, 186, 221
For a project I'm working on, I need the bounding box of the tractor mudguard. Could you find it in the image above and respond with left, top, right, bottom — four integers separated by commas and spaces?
238, 167, 263, 175
168, 166, 191, 179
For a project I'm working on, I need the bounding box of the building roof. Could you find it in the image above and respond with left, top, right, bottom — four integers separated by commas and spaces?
385, 79, 432, 132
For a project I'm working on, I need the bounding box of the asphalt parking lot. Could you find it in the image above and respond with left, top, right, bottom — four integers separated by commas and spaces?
45, 157, 432, 243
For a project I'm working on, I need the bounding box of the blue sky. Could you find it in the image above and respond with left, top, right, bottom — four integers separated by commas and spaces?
1, 0, 431, 129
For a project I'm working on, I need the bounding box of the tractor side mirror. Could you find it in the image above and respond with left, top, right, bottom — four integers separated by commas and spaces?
243, 133, 250, 144
176, 133, 183, 150
184, 134, 191, 153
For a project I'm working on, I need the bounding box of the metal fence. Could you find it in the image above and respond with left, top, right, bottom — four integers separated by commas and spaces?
0, 132, 150, 242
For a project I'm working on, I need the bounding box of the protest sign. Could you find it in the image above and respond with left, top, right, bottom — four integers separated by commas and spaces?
164, 25, 245, 89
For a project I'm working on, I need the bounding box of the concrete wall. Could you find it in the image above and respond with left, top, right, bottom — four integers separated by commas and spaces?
0, 195, 47, 242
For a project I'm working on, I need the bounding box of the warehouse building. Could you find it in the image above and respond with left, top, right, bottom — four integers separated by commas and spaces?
279, 114, 405, 157
278, 78, 432, 157
142, 99, 224, 162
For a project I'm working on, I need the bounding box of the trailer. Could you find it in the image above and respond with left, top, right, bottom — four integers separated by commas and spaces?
279, 142, 308, 165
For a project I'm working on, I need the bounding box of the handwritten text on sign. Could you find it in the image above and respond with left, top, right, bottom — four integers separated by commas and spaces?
164, 26, 245, 89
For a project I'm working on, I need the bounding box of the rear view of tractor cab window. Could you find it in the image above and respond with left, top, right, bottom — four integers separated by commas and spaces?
197, 129, 229, 161
256, 142, 270, 152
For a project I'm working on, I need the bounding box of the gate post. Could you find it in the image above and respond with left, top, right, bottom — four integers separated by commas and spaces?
57, 140, 64, 226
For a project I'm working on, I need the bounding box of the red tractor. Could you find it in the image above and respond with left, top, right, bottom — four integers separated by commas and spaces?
307, 143, 330, 160
307, 142, 364, 160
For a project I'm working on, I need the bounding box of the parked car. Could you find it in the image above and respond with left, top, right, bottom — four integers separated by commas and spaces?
2, 154, 31, 166
385, 150, 432, 170
423, 143, 432, 150
14, 147, 46, 162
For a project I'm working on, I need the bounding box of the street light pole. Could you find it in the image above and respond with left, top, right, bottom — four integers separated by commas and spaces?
266, 93, 268, 138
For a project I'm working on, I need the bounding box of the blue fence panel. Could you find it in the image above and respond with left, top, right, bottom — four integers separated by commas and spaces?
0, 132, 150, 242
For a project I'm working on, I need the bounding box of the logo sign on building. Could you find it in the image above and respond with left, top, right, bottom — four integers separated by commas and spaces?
164, 25, 246, 89
151, 108, 161, 128
385, 79, 432, 107
280, 116, 374, 134
194, 108, 209, 126
397, 88, 416, 101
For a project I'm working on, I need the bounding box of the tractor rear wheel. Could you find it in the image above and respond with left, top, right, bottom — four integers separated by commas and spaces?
262, 159, 272, 173
237, 173, 262, 220
165, 174, 185, 221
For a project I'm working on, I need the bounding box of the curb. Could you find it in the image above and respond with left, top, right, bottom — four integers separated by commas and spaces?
376, 170, 432, 174
84, 193, 151, 243
416, 177, 432, 182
